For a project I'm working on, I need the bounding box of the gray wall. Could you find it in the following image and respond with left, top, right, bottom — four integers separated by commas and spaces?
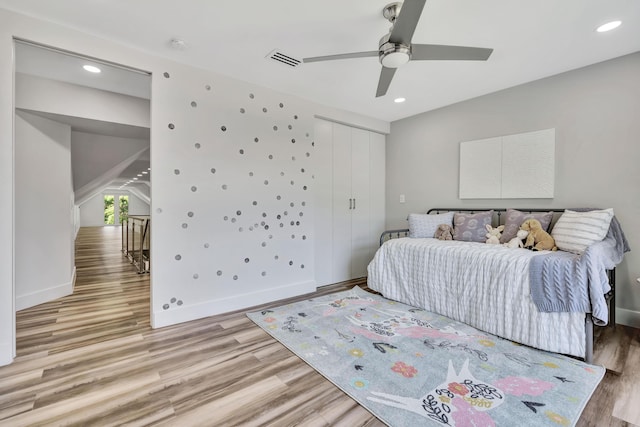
386, 52, 640, 325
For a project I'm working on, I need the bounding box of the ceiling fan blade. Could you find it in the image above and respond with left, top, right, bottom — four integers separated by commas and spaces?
389, 0, 427, 46
303, 51, 378, 63
411, 44, 493, 61
376, 66, 397, 97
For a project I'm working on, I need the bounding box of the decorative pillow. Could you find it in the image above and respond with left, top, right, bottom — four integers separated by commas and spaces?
452, 211, 494, 242
499, 209, 554, 243
408, 212, 455, 238
551, 208, 614, 254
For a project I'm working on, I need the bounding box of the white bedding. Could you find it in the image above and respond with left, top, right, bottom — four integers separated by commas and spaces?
367, 238, 586, 358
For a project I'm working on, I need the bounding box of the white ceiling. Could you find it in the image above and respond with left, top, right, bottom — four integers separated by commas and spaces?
2, 1, 640, 121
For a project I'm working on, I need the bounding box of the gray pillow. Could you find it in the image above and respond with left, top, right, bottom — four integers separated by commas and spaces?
500, 209, 554, 243
453, 211, 494, 242
408, 212, 455, 238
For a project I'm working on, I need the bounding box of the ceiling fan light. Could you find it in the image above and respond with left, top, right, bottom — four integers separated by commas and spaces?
381, 51, 410, 68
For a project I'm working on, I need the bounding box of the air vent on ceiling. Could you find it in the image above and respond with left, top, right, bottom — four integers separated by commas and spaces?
266, 49, 302, 68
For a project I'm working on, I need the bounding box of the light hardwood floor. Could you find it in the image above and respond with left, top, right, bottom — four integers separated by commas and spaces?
0, 226, 638, 426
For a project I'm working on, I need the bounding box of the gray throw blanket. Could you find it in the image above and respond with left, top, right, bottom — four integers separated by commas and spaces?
529, 214, 630, 326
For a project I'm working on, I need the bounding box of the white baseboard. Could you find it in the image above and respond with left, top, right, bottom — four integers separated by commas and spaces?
15, 273, 75, 311
615, 307, 640, 328
152, 280, 317, 328
0, 342, 13, 366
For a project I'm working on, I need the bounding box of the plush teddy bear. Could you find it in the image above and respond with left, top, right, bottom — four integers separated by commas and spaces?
520, 218, 557, 251
485, 224, 505, 244
434, 224, 453, 240
503, 229, 529, 249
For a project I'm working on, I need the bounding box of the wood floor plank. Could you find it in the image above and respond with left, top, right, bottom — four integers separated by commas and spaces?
612, 342, 640, 425
593, 326, 633, 374
0, 226, 638, 426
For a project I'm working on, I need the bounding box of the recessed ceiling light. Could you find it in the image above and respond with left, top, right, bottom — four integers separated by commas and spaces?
394, 97, 406, 103
142, 171, 148, 174
83, 65, 101, 73
133, 177, 138, 180
596, 20, 621, 33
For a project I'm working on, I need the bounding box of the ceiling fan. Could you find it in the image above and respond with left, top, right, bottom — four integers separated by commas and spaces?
303, 0, 493, 98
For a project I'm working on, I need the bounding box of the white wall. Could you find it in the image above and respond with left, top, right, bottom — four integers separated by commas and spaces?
79, 191, 149, 227
15, 110, 74, 310
386, 52, 640, 326
15, 73, 149, 128
0, 8, 389, 365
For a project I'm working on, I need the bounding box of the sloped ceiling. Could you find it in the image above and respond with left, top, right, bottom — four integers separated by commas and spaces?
0, 0, 639, 121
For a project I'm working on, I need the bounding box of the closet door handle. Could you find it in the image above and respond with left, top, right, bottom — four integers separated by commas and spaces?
349, 198, 353, 210
353, 198, 356, 210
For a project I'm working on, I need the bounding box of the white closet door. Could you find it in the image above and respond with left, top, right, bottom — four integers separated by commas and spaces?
331, 123, 353, 283
350, 128, 371, 278
313, 119, 334, 286
369, 131, 386, 263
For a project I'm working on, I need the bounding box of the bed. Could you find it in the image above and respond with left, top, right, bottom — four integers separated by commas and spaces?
367, 208, 628, 363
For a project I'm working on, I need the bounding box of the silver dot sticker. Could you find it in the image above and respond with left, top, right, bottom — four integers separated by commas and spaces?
240, 108, 245, 113
236, 210, 242, 216
163, 304, 169, 310
181, 223, 188, 229
273, 126, 278, 131
174, 169, 180, 175
204, 243, 210, 248
205, 84, 212, 91
221, 126, 227, 131
177, 300, 183, 306
261, 271, 267, 276
217, 270, 222, 276
191, 101, 197, 107
195, 143, 201, 149
188, 211, 194, 217
279, 103, 284, 108
233, 275, 238, 280
168, 123, 175, 129
163, 72, 170, 78
191, 186, 197, 192
171, 297, 176, 303
249, 93, 254, 99
211, 168, 216, 174
175, 254, 182, 261
193, 273, 199, 279
244, 258, 250, 263
262, 107, 267, 113
239, 149, 244, 154
222, 184, 228, 190
156, 208, 163, 214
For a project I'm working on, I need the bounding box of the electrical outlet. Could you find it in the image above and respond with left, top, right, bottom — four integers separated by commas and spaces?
399, 194, 406, 203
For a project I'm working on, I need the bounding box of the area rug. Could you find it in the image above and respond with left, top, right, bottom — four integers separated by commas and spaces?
247, 287, 604, 426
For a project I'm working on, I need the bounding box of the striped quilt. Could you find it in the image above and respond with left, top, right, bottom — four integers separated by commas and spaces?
367, 238, 587, 358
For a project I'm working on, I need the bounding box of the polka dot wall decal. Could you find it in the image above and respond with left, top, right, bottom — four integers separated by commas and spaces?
217, 270, 222, 276
280, 223, 284, 227
302, 202, 306, 206
175, 254, 182, 261
224, 216, 228, 221
306, 152, 310, 157
254, 137, 259, 142
301, 264, 305, 269
239, 227, 243, 232
289, 261, 293, 266
188, 212, 194, 217
249, 93, 254, 99
294, 115, 298, 119
240, 108, 245, 113
262, 107, 267, 113
205, 84, 211, 90
306, 133, 310, 137
231, 218, 236, 223
222, 184, 228, 190
191, 186, 197, 192
277, 214, 281, 220
261, 242, 266, 247
302, 235, 307, 240
279, 103, 284, 108
182, 223, 188, 229
303, 186, 308, 190
244, 258, 250, 263
288, 125, 293, 130
239, 149, 244, 154
290, 221, 294, 226
253, 201, 258, 206
290, 180, 295, 185
292, 156, 296, 161
301, 168, 305, 173
264, 180, 269, 185
290, 202, 294, 207
221, 126, 227, 132
249, 226, 254, 231
191, 101, 197, 107
193, 273, 199, 279
163, 304, 170, 310
156, 208, 163, 213
177, 300, 183, 306
194, 143, 201, 149
261, 221, 266, 226
211, 168, 216, 174
280, 172, 285, 176
249, 172, 254, 177
275, 255, 279, 260
171, 297, 177, 303
273, 126, 278, 131
204, 243, 210, 248
262, 271, 267, 276
291, 138, 296, 143
299, 212, 304, 216
269, 234, 273, 239
264, 225, 270, 230
276, 195, 281, 200
168, 123, 175, 129
268, 155, 273, 159
233, 275, 238, 280
236, 210, 242, 216
262, 212, 267, 217
284, 211, 288, 216
174, 169, 180, 175
291, 234, 296, 239
163, 72, 170, 78
296, 221, 300, 226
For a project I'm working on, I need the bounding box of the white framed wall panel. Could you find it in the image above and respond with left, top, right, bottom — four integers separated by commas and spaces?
459, 137, 502, 199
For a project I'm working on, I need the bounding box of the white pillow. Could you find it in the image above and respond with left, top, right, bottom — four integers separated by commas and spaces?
408, 212, 455, 238
551, 209, 614, 254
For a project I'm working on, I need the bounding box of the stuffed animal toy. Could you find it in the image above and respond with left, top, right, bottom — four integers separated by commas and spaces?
434, 224, 453, 240
520, 218, 557, 251
485, 224, 505, 244
503, 229, 529, 249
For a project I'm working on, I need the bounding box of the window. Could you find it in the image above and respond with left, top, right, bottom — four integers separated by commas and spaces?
104, 195, 115, 225
119, 195, 129, 224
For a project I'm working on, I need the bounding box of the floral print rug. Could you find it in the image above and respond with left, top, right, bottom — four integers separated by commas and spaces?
247, 287, 604, 426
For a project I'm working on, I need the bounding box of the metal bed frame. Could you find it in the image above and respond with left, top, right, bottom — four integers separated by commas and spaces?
378, 207, 616, 363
